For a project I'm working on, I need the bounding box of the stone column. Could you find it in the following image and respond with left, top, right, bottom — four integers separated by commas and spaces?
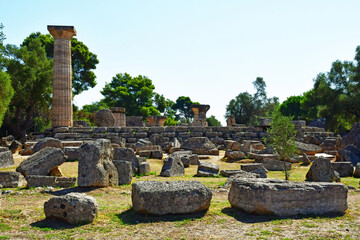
110, 107, 126, 127
48, 25, 76, 127
147, 116, 167, 127
227, 115, 236, 126
191, 104, 210, 127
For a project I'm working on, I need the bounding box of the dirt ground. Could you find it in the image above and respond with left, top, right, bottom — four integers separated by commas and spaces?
0, 152, 359, 240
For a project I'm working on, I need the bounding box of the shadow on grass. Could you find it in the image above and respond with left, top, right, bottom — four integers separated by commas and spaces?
51, 186, 99, 196
30, 219, 83, 230
221, 207, 345, 223
113, 208, 207, 225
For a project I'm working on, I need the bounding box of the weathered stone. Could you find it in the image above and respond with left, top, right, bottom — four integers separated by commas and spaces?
308, 118, 326, 129
132, 181, 212, 215
224, 140, 236, 149
160, 156, 184, 177
257, 148, 275, 155
63, 147, 81, 161
224, 171, 260, 188
241, 163, 267, 178
250, 153, 279, 161
78, 139, 118, 187
354, 163, 360, 178
0, 151, 14, 168
306, 157, 339, 182
139, 162, 150, 175
220, 169, 253, 177
113, 160, 133, 185
338, 145, 360, 166
191, 104, 210, 127
9, 140, 22, 154
94, 109, 115, 127
225, 150, 246, 161
135, 139, 152, 151
171, 151, 199, 165
331, 162, 353, 177
0, 147, 8, 153
16, 148, 67, 176
138, 150, 151, 158
151, 150, 163, 159
19, 147, 32, 156
295, 141, 323, 155
230, 142, 242, 151
26, 176, 76, 188
255, 159, 292, 171
340, 122, 360, 149
229, 178, 348, 216
300, 153, 311, 166
44, 193, 98, 224
32, 138, 63, 153
181, 137, 219, 155
0, 172, 26, 188
197, 161, 219, 177
113, 147, 140, 173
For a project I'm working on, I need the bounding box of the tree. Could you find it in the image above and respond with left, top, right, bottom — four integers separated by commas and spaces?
0, 24, 14, 128
22, 32, 99, 95
225, 77, 278, 125
206, 115, 221, 126
279, 95, 306, 119
173, 96, 199, 121
264, 109, 297, 180
2, 38, 53, 138
101, 73, 159, 118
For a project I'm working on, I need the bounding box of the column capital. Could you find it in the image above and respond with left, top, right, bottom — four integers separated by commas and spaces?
47, 25, 76, 39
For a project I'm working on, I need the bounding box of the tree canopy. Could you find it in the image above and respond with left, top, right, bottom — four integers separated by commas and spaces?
2, 37, 53, 138
101, 73, 160, 118
225, 77, 278, 125
22, 32, 99, 95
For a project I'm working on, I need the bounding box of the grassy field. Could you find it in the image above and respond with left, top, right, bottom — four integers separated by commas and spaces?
0, 152, 359, 239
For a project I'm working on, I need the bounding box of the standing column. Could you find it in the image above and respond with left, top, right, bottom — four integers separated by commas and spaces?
48, 25, 77, 127
110, 107, 127, 127
191, 104, 210, 127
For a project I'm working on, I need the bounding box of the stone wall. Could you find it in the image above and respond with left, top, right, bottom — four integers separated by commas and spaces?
31, 125, 334, 149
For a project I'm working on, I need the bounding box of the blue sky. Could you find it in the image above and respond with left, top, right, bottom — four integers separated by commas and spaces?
2, 0, 360, 124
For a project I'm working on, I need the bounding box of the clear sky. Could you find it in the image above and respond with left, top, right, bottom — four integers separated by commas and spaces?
1, 0, 360, 125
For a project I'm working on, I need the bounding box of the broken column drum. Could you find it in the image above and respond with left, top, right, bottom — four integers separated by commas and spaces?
48, 25, 76, 127
110, 107, 126, 127
147, 116, 167, 127
191, 104, 210, 127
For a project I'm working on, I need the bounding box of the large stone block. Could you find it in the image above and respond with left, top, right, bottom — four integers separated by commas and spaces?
255, 159, 292, 171
132, 181, 212, 215
197, 161, 219, 177
26, 176, 76, 188
160, 156, 184, 177
16, 148, 67, 176
78, 139, 118, 187
0, 172, 26, 188
331, 162, 354, 177
44, 193, 98, 224
94, 109, 115, 127
306, 157, 339, 182
229, 178, 348, 216
241, 163, 268, 178
112, 160, 133, 185
63, 147, 81, 161
295, 141, 323, 155
181, 137, 219, 155
0, 151, 14, 168
32, 138, 63, 154
338, 145, 360, 166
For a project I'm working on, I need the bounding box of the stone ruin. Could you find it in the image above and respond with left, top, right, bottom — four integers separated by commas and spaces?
0, 25, 355, 225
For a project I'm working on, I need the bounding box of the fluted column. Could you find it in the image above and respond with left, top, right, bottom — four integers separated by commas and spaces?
110, 107, 126, 127
48, 25, 77, 127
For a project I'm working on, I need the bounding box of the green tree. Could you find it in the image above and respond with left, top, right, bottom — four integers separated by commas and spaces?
0, 24, 14, 128
279, 95, 306, 119
173, 96, 199, 121
22, 32, 99, 95
2, 38, 53, 138
225, 77, 278, 125
264, 109, 297, 180
101, 73, 159, 118
206, 115, 221, 126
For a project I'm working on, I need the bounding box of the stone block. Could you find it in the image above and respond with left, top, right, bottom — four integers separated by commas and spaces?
0, 172, 26, 188
44, 193, 98, 224
132, 181, 212, 215
197, 161, 219, 177
139, 162, 150, 175
331, 162, 354, 177
0, 151, 14, 168
229, 178, 348, 216
26, 176, 76, 188
113, 160, 133, 185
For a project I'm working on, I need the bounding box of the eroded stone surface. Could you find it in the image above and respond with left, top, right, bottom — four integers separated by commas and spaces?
0, 151, 14, 168
44, 193, 98, 224
16, 148, 67, 176
229, 178, 348, 216
32, 138, 63, 154
0, 172, 26, 188
160, 156, 184, 177
94, 109, 115, 127
132, 181, 212, 215
197, 161, 219, 177
306, 157, 339, 182
181, 137, 219, 155
78, 139, 118, 187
